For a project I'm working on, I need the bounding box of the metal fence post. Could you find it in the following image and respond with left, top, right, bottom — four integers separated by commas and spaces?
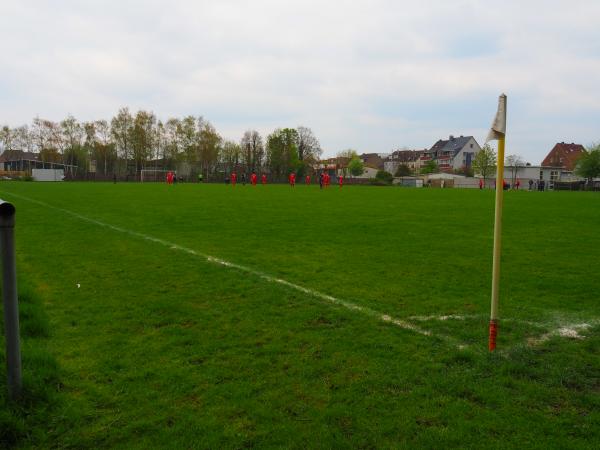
0, 200, 21, 400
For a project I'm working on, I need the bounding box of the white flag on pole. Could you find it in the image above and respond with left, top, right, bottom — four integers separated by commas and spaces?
486, 94, 507, 142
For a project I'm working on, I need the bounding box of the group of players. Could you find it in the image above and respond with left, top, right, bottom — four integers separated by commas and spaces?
165, 170, 344, 188
228, 172, 343, 188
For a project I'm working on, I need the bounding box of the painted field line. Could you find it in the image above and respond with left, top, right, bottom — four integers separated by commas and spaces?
5, 192, 453, 343
408, 312, 599, 347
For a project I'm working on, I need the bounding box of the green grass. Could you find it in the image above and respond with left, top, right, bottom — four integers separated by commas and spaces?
0, 181, 599, 448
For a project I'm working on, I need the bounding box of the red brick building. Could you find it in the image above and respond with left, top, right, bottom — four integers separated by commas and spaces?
541, 142, 585, 171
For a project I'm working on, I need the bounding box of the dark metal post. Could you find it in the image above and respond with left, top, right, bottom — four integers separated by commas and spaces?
0, 200, 21, 400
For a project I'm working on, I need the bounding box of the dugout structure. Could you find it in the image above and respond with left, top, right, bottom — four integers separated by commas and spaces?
140, 169, 173, 183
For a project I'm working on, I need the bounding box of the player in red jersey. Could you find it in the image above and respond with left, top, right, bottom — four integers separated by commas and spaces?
289, 172, 296, 187
338, 175, 343, 188
305, 174, 311, 185
261, 174, 267, 185
251, 172, 257, 186
231, 172, 237, 186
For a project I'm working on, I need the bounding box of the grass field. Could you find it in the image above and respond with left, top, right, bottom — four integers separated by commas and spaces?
0, 181, 599, 448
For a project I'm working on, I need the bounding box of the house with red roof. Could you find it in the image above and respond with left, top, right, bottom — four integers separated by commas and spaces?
541, 142, 585, 171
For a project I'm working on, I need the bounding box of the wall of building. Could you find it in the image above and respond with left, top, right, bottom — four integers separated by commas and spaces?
452, 137, 481, 171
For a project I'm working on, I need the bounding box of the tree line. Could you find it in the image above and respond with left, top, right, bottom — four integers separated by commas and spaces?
0, 108, 322, 180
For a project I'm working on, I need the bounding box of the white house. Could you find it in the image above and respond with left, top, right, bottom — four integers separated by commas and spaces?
422, 135, 482, 172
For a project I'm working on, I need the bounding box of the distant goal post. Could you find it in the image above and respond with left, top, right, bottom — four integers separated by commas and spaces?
140, 169, 174, 183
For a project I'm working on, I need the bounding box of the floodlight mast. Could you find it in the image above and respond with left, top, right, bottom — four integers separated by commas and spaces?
0, 200, 22, 400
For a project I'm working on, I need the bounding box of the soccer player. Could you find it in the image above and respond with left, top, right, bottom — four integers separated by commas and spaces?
325, 172, 330, 188
319, 172, 323, 189
305, 174, 311, 185
289, 172, 296, 187
231, 172, 237, 186
339, 175, 343, 188
479, 178, 483, 189
261, 174, 267, 185
251, 172, 257, 186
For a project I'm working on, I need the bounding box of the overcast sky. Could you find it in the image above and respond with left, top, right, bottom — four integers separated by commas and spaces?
1, 0, 599, 162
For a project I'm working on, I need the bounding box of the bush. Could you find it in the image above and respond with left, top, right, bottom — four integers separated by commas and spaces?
375, 170, 393, 184
369, 178, 390, 186
394, 164, 412, 177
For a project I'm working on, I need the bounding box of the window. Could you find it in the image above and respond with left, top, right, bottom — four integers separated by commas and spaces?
539, 170, 544, 180
550, 170, 559, 181
470, 143, 473, 148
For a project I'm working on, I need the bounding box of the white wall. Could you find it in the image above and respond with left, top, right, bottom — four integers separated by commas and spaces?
349, 166, 379, 179
453, 137, 481, 171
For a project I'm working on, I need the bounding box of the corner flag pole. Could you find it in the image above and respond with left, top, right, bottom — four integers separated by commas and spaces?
487, 94, 507, 352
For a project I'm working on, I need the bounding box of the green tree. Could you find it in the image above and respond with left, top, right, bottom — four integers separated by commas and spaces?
0, 126, 16, 152
266, 128, 299, 180
337, 149, 358, 159
395, 164, 411, 177
348, 156, 364, 177
472, 144, 497, 184
575, 145, 600, 183
420, 159, 439, 174
454, 165, 474, 177
375, 170, 393, 184
38, 147, 62, 163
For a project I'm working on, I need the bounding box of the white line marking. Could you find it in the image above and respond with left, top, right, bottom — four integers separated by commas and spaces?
5, 192, 441, 340
408, 314, 473, 322
528, 321, 597, 346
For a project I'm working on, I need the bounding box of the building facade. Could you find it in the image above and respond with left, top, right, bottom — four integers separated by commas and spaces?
422, 135, 481, 172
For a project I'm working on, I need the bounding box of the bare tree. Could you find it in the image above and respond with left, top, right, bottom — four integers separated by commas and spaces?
93, 120, 114, 176
240, 130, 264, 172
180, 116, 197, 163
130, 110, 156, 174
31, 117, 50, 154
165, 118, 182, 166
221, 140, 241, 175
197, 119, 222, 178
505, 154, 525, 187
61, 115, 83, 174
296, 126, 321, 161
